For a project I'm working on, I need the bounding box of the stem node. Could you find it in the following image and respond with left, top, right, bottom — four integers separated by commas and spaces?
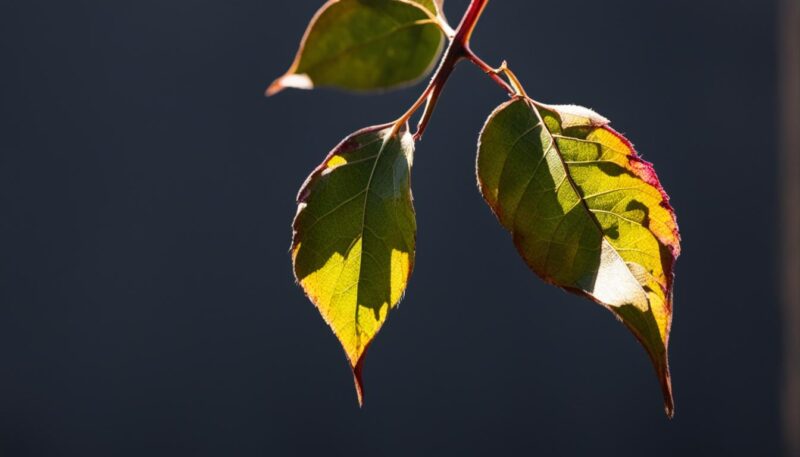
392, 0, 520, 140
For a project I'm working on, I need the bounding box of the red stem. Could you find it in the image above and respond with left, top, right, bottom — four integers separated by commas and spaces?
463, 48, 516, 97
453, 0, 490, 45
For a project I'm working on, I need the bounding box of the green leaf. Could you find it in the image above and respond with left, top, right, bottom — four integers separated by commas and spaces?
477, 97, 681, 417
292, 123, 416, 404
268, 0, 446, 95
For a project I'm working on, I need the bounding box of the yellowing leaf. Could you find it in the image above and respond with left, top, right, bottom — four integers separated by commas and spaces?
268, 0, 446, 95
292, 123, 416, 404
477, 97, 681, 416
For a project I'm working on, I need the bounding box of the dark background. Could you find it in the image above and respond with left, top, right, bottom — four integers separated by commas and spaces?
0, 0, 785, 455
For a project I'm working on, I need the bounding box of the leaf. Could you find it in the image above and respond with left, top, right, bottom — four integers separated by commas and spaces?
292, 123, 416, 404
477, 97, 681, 416
267, 0, 446, 95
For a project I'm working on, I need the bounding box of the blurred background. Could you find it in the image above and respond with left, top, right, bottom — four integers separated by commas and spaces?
1, 0, 797, 455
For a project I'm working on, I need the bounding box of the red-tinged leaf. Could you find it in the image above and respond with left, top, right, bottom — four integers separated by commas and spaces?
477, 97, 681, 416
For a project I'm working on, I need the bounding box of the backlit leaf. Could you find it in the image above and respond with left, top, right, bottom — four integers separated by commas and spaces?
268, 0, 446, 95
292, 123, 416, 404
477, 97, 681, 416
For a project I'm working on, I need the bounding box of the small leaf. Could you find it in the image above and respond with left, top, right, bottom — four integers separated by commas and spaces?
268, 0, 445, 95
477, 97, 681, 416
292, 123, 416, 404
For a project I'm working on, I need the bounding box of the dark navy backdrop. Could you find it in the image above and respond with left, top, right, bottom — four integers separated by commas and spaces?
0, 0, 782, 455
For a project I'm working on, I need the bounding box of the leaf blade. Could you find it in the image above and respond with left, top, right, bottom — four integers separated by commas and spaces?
268, 0, 445, 95
477, 97, 680, 416
292, 123, 416, 404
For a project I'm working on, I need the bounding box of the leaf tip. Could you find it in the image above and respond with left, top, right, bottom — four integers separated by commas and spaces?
659, 363, 675, 419
352, 351, 367, 407
266, 73, 313, 96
